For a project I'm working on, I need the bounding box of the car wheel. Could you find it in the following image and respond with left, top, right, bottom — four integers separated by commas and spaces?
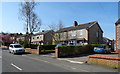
12, 50, 15, 54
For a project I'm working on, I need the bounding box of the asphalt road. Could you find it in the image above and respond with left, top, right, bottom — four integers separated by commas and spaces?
1, 48, 119, 72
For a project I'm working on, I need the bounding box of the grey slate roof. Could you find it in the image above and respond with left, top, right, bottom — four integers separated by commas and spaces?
56, 21, 98, 33
115, 19, 120, 24
33, 30, 53, 36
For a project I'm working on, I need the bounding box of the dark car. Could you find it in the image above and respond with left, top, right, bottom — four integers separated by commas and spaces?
55, 44, 66, 48
94, 45, 111, 53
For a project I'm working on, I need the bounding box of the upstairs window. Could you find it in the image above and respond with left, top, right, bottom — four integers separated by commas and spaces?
80, 30, 83, 36
96, 32, 98, 37
72, 31, 76, 36
33, 37, 34, 39
37, 37, 39, 39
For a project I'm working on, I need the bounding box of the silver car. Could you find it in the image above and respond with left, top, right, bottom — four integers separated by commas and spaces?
9, 44, 25, 54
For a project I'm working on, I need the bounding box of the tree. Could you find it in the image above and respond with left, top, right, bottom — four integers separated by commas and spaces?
19, 0, 41, 43
49, 21, 64, 44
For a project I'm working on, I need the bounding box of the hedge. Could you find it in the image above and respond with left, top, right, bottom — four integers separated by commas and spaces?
57, 44, 104, 57
23, 43, 38, 49
22, 43, 56, 50
40, 45, 56, 50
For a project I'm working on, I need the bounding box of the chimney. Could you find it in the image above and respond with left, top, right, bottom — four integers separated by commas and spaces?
74, 21, 78, 26
42, 30, 45, 32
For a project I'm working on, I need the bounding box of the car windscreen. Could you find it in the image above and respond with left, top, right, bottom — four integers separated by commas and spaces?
14, 45, 22, 48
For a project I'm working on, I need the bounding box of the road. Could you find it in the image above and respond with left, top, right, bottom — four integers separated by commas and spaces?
1, 48, 119, 72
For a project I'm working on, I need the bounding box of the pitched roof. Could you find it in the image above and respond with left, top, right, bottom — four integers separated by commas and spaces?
33, 30, 53, 36
115, 19, 120, 25
56, 21, 98, 33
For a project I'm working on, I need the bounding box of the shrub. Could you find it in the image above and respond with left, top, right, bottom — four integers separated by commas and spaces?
22, 43, 38, 49
40, 45, 56, 50
57, 44, 103, 57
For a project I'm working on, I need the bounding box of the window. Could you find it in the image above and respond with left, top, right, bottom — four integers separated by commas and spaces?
72, 31, 76, 36
14, 45, 22, 48
33, 37, 34, 39
96, 32, 98, 37
80, 30, 83, 35
37, 37, 39, 39
10, 45, 13, 48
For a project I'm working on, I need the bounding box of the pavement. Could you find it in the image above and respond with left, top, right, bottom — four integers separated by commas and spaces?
40, 52, 119, 66
1, 48, 119, 72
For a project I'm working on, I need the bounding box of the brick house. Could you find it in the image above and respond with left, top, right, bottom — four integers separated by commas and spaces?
54, 21, 103, 45
115, 19, 120, 53
31, 30, 54, 45
16, 34, 29, 43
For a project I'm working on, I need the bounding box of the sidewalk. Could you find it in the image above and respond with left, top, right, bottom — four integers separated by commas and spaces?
43, 53, 93, 64
45, 52, 119, 65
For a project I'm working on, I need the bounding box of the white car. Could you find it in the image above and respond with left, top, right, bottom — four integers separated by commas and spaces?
9, 44, 25, 54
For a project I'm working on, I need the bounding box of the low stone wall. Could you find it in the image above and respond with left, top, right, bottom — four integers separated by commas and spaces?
0, 45, 8, 48
88, 55, 120, 68
25, 46, 41, 54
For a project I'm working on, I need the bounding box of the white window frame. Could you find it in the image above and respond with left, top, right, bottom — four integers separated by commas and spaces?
96, 32, 98, 37
80, 30, 83, 36
72, 31, 76, 36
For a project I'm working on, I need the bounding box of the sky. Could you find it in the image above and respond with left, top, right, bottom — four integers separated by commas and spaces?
0, 2, 118, 40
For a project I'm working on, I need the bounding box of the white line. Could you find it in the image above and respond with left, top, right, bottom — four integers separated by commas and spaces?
71, 67, 77, 70
11, 63, 22, 71
57, 58, 84, 64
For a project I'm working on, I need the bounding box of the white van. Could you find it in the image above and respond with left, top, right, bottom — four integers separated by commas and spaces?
9, 44, 25, 54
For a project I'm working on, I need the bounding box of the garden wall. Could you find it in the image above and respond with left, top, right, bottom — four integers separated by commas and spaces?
88, 55, 120, 68
25, 46, 41, 54
25, 45, 56, 54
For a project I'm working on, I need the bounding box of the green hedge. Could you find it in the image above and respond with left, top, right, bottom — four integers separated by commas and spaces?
22, 43, 38, 49
22, 43, 56, 50
57, 44, 103, 58
40, 45, 56, 50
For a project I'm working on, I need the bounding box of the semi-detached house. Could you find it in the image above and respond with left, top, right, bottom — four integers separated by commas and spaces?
54, 21, 103, 45
31, 30, 54, 45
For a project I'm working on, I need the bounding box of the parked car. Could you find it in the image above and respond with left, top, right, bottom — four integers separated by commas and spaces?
94, 45, 111, 53
55, 44, 67, 48
9, 44, 25, 54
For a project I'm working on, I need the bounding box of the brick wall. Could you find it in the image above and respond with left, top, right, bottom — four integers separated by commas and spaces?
25, 46, 41, 54
88, 55, 120, 68
0, 45, 8, 48
116, 24, 120, 53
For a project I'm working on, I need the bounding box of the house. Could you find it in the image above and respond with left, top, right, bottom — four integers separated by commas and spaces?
16, 34, 29, 43
115, 19, 120, 53
54, 21, 103, 45
31, 30, 54, 45
103, 37, 115, 52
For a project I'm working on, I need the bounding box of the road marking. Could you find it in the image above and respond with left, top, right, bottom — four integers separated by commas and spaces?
11, 63, 22, 71
0, 56, 2, 59
71, 67, 77, 70
22, 55, 27, 56
57, 58, 84, 64
22, 55, 89, 72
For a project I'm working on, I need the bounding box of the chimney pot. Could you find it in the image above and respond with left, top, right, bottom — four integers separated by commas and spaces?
74, 21, 78, 26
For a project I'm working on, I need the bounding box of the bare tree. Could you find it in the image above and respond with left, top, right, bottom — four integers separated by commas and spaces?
49, 21, 64, 44
19, 0, 41, 43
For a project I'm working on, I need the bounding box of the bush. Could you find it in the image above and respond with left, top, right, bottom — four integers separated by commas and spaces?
22, 43, 38, 49
40, 45, 56, 50
57, 44, 103, 57
3, 42, 11, 46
